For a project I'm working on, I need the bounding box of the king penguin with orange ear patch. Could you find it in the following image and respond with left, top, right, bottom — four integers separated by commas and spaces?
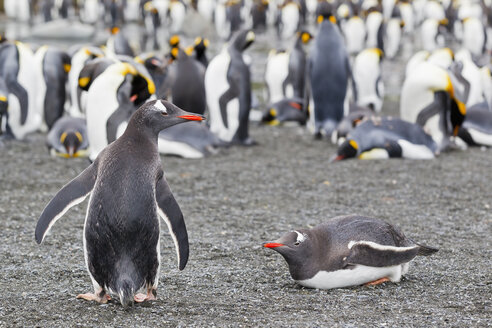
307, 4, 350, 138
264, 215, 438, 289
35, 100, 204, 307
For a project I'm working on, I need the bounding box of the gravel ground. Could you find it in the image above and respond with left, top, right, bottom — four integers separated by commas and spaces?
1, 122, 491, 327
0, 17, 491, 328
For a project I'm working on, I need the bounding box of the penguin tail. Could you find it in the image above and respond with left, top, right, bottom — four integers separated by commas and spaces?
416, 243, 439, 256
116, 275, 136, 308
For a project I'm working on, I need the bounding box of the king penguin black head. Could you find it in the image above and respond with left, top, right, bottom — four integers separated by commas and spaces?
60, 130, 83, 157
334, 139, 359, 161
231, 30, 255, 52
131, 100, 205, 134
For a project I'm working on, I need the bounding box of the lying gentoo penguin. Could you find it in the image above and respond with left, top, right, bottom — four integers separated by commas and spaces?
264, 215, 438, 289
46, 116, 89, 158
35, 100, 203, 306
333, 116, 438, 160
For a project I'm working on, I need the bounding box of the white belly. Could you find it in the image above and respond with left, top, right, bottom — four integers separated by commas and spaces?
297, 264, 406, 289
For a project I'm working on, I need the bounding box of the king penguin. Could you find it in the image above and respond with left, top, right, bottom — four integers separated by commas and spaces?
400, 61, 467, 150
35, 100, 204, 306
264, 215, 438, 289
307, 6, 350, 138
205, 29, 256, 145
34, 46, 71, 130
333, 116, 438, 160
46, 116, 89, 158
0, 41, 40, 140
84, 61, 155, 161
352, 48, 384, 112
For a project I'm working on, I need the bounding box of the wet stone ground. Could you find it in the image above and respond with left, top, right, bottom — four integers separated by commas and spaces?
0, 122, 491, 327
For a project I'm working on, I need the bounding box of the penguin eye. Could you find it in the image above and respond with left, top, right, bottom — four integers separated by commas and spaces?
161, 111, 168, 116
294, 241, 300, 246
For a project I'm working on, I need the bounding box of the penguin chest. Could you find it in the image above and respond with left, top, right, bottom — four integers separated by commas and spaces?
296, 264, 406, 289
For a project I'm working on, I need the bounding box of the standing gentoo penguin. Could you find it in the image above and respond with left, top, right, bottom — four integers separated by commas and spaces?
307, 7, 350, 137
205, 30, 256, 145
46, 116, 89, 158
333, 116, 438, 160
35, 100, 204, 306
264, 215, 438, 289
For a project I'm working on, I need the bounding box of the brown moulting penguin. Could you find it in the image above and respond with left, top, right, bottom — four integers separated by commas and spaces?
264, 215, 438, 289
205, 29, 256, 145
35, 100, 204, 306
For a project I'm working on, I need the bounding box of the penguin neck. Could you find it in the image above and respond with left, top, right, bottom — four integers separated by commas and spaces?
124, 117, 159, 148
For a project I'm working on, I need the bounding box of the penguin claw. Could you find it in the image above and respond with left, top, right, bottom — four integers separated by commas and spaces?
76, 292, 111, 303
364, 277, 390, 286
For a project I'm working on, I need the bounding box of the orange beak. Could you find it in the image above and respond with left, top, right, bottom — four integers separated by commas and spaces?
263, 243, 285, 248
177, 115, 205, 121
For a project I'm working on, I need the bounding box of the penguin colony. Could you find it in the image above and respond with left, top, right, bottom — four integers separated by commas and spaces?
0, 0, 490, 307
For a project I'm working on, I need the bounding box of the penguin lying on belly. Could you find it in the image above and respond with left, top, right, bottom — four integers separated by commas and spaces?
46, 116, 89, 158
333, 116, 438, 161
264, 215, 438, 289
458, 102, 492, 147
261, 98, 307, 126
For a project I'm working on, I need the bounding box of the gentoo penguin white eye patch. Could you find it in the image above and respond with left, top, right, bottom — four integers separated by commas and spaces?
153, 100, 168, 114
293, 231, 306, 244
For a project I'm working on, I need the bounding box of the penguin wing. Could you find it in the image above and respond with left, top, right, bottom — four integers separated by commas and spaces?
35, 162, 97, 244
155, 174, 189, 271
345, 240, 420, 267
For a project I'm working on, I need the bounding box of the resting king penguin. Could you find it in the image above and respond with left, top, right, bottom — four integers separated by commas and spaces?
35, 100, 204, 306
307, 7, 350, 138
205, 30, 256, 145
46, 116, 89, 158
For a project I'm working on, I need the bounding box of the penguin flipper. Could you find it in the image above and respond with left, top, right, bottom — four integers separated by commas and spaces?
416, 91, 447, 126
35, 162, 97, 244
345, 240, 420, 267
6, 78, 28, 125
155, 173, 189, 271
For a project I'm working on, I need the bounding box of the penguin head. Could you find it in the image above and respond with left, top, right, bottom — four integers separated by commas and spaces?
297, 30, 313, 44
333, 139, 359, 161
316, 2, 336, 24
60, 130, 83, 157
264, 230, 316, 276
231, 30, 255, 52
131, 100, 205, 134
193, 37, 209, 57
169, 35, 180, 48
445, 74, 466, 136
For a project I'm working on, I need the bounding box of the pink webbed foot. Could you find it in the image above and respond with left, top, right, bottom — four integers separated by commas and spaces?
76, 291, 111, 304
134, 289, 157, 303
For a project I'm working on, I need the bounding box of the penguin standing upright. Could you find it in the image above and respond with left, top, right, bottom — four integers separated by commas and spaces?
34, 46, 71, 130
352, 48, 384, 112
400, 61, 467, 150
265, 30, 312, 103
420, 19, 447, 52
0, 41, 40, 140
307, 6, 350, 137
167, 0, 187, 34
35, 100, 204, 306
264, 215, 438, 289
205, 30, 256, 145
342, 14, 366, 55
461, 16, 486, 58
277, 0, 301, 40
106, 26, 135, 58
365, 10, 385, 50
84, 61, 155, 161
0, 78, 9, 136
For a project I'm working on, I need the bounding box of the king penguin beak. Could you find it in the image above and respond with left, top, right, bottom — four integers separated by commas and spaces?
263, 242, 285, 248
329, 154, 344, 162
177, 114, 205, 121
